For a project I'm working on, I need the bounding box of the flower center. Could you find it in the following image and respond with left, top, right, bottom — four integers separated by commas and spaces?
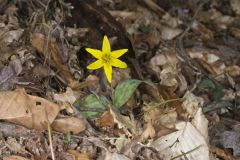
102, 54, 112, 64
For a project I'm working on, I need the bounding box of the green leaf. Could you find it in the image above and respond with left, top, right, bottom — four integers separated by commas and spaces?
138, 25, 150, 33
73, 94, 109, 118
203, 101, 233, 113
197, 79, 223, 100
113, 79, 157, 109
197, 79, 215, 90
113, 79, 142, 109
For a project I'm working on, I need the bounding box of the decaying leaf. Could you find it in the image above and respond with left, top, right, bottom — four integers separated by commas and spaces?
5, 137, 26, 154
25, 135, 49, 160
110, 107, 137, 135
214, 131, 240, 156
0, 89, 60, 130
0, 59, 22, 90
30, 33, 77, 88
52, 116, 86, 134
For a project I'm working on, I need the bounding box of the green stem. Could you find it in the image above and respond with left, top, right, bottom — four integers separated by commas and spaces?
145, 98, 182, 114
171, 145, 202, 160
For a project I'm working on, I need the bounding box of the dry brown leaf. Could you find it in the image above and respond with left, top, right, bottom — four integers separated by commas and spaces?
230, 0, 240, 15
0, 88, 60, 130
53, 87, 82, 104
188, 48, 226, 75
97, 111, 114, 128
141, 123, 155, 140
30, 33, 77, 88
85, 75, 100, 93
191, 21, 213, 41
3, 156, 29, 160
225, 65, 240, 77
52, 116, 86, 134
67, 150, 90, 160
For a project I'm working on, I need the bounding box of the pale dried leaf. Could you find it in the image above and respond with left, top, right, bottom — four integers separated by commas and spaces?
141, 123, 155, 140
150, 122, 209, 160
1, 29, 24, 44
192, 108, 209, 141
161, 26, 182, 40
104, 152, 130, 160
0, 89, 60, 130
160, 66, 178, 88
183, 92, 204, 117
162, 13, 182, 28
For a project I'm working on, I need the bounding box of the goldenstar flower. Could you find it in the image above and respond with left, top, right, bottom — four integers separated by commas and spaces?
86, 35, 128, 83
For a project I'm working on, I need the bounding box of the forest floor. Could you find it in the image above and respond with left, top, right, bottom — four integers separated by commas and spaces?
0, 0, 240, 159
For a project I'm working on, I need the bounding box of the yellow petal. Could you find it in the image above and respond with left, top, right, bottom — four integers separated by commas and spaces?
111, 58, 127, 68
104, 64, 112, 83
87, 60, 103, 69
111, 49, 128, 58
86, 48, 102, 59
102, 35, 111, 53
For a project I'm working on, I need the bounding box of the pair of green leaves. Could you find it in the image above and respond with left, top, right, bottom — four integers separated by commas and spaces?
74, 79, 153, 118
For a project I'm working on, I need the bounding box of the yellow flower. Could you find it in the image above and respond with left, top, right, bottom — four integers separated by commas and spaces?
86, 35, 128, 83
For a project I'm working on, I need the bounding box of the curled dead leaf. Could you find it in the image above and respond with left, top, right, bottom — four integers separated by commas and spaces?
3, 156, 29, 160
225, 65, 240, 77
52, 116, 86, 134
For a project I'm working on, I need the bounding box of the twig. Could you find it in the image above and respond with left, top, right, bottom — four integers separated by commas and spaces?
175, 2, 220, 88
171, 145, 202, 160
176, 2, 204, 73
142, 0, 165, 17
47, 123, 55, 160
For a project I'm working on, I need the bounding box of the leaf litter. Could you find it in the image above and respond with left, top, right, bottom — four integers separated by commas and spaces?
0, 0, 240, 159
